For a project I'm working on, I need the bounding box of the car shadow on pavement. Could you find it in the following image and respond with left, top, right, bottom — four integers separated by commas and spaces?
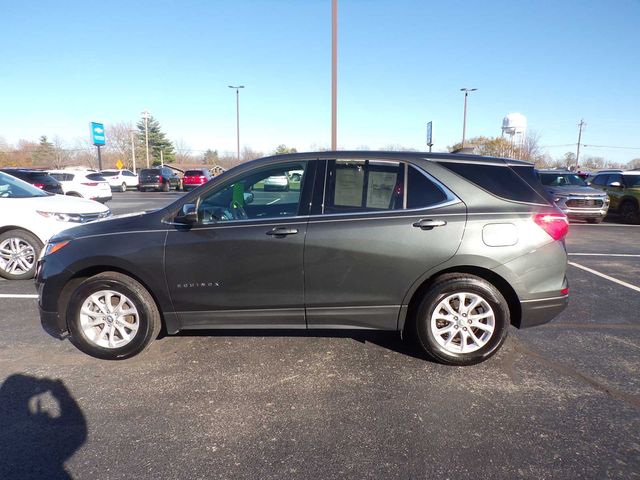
0, 374, 87, 480
174, 329, 431, 362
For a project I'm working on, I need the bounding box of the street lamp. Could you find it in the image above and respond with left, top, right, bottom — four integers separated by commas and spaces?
228, 85, 245, 163
460, 88, 477, 148
141, 110, 150, 168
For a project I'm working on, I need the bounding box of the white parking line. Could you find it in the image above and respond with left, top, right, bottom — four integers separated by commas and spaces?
568, 262, 640, 293
569, 253, 640, 257
0, 294, 39, 299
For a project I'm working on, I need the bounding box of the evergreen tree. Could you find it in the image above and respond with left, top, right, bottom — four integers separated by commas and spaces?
136, 115, 175, 165
32, 135, 55, 166
203, 149, 219, 164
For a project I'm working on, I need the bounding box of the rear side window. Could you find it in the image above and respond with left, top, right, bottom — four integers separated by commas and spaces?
323, 160, 450, 214
437, 161, 548, 204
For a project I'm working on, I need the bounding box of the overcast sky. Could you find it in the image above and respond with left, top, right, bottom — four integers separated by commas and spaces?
2, 0, 639, 162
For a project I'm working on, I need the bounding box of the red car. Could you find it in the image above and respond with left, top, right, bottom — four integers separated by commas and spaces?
182, 169, 213, 191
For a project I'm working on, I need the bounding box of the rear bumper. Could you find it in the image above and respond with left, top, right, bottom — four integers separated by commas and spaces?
139, 182, 162, 189
518, 294, 568, 328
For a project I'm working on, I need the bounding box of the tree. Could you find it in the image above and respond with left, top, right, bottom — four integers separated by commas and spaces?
202, 149, 219, 165
174, 139, 193, 165
273, 144, 297, 155
32, 136, 55, 166
449, 132, 544, 163
626, 158, 640, 170
106, 122, 135, 169
136, 115, 175, 165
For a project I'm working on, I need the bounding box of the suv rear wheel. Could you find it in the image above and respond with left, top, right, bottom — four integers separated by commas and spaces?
66, 272, 161, 360
414, 274, 509, 366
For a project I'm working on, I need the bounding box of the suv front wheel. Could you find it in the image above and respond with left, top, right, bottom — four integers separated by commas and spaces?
66, 272, 161, 360
414, 274, 509, 366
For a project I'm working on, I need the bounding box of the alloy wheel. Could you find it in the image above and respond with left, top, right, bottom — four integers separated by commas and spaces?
0, 237, 36, 276
430, 292, 495, 354
79, 290, 140, 349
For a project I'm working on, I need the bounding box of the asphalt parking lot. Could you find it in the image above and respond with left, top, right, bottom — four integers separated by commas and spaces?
1, 192, 639, 479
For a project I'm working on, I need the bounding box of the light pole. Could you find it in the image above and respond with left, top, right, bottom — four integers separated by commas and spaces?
141, 110, 150, 168
228, 85, 244, 163
331, 0, 337, 150
460, 88, 477, 148
129, 129, 137, 173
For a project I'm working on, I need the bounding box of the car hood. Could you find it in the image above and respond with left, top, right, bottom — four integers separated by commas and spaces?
49, 209, 162, 243
18, 194, 110, 213
544, 185, 606, 197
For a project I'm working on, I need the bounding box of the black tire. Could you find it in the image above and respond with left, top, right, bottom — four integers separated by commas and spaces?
162, 181, 170, 192
177, 180, 183, 191
120, 182, 127, 193
413, 273, 509, 366
586, 217, 603, 224
66, 272, 161, 360
620, 200, 640, 224
0, 229, 43, 280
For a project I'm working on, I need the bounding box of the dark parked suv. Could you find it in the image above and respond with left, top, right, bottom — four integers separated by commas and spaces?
138, 167, 182, 192
37, 152, 569, 365
1, 169, 64, 194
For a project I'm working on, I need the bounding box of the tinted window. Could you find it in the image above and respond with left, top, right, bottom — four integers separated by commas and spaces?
100, 171, 119, 177
185, 170, 206, 176
325, 160, 404, 214
197, 163, 306, 223
86, 173, 106, 181
438, 161, 548, 204
624, 175, 640, 187
407, 166, 448, 208
123, 170, 135, 177
592, 174, 609, 186
140, 169, 158, 176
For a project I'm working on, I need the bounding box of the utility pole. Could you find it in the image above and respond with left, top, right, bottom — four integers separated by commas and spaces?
228, 86, 244, 163
141, 110, 150, 168
160, 149, 164, 168
331, 0, 338, 150
460, 88, 477, 148
576, 119, 586, 168
130, 130, 137, 173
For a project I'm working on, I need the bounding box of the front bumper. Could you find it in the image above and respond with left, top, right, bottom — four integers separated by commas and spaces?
39, 307, 68, 339
554, 196, 609, 220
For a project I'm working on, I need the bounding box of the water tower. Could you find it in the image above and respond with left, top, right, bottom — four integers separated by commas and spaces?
501, 113, 527, 157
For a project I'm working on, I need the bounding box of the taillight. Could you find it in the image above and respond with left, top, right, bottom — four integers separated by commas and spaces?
533, 213, 569, 241
33, 183, 46, 189
199, 176, 206, 182
82, 182, 99, 186
560, 287, 569, 295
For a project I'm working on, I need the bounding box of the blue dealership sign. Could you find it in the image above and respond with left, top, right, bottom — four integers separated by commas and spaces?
90, 122, 106, 146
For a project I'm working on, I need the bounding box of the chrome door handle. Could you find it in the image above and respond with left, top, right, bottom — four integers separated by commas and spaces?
266, 227, 299, 236
412, 219, 447, 230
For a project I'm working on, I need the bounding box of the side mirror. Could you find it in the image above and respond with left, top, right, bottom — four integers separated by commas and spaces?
608, 181, 622, 188
175, 203, 197, 224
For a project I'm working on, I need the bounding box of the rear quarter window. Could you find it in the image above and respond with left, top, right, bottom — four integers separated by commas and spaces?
437, 161, 549, 204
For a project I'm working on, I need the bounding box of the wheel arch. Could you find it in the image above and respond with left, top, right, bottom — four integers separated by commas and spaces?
0, 226, 45, 246
402, 265, 522, 333
57, 265, 177, 337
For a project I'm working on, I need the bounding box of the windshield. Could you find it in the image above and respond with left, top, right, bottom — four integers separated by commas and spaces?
0, 171, 50, 198
539, 173, 587, 187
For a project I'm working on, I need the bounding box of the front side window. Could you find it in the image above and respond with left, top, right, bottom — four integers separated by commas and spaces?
323, 160, 449, 214
197, 162, 306, 224
592, 174, 609, 186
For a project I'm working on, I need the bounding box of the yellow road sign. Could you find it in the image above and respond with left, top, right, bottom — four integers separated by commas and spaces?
115, 159, 124, 170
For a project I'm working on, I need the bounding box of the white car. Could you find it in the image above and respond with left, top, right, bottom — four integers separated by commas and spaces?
0, 171, 110, 280
47, 170, 112, 203
100, 169, 139, 192
263, 174, 290, 191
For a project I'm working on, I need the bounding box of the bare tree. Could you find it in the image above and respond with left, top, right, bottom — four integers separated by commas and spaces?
174, 138, 193, 165
106, 122, 134, 169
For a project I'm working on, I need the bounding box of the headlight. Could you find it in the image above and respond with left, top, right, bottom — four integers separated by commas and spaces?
553, 196, 566, 203
37, 211, 83, 222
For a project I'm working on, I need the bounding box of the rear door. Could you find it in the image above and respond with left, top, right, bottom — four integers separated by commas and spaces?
304, 158, 466, 330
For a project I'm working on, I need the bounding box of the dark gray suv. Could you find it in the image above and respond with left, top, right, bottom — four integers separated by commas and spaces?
37, 152, 569, 365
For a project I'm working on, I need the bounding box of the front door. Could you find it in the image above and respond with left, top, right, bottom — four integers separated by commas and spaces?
164, 160, 313, 329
